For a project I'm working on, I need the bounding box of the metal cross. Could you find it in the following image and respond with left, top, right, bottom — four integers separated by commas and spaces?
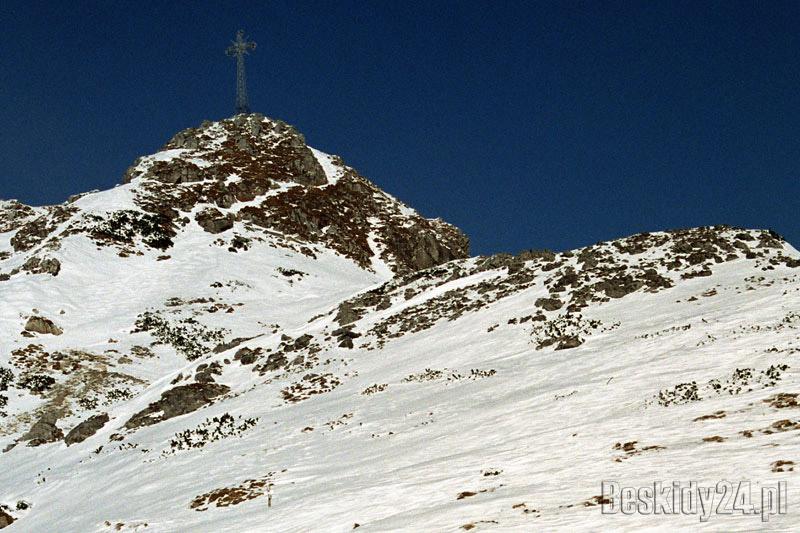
226, 30, 257, 114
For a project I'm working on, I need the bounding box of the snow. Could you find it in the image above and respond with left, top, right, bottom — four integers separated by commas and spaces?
72, 183, 139, 213
0, 121, 798, 531
310, 148, 344, 186
151, 149, 189, 163
0, 225, 797, 532
365, 220, 395, 279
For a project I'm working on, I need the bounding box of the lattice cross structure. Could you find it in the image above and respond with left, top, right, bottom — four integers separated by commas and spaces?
225, 30, 257, 114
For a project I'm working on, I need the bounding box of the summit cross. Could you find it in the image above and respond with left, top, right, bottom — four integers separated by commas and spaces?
225, 30, 257, 114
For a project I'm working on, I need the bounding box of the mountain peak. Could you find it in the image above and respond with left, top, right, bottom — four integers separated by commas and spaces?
2, 116, 469, 279
123, 114, 327, 188
1, 115, 799, 529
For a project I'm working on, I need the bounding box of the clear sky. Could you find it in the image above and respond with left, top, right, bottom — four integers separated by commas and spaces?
1, 1, 798, 255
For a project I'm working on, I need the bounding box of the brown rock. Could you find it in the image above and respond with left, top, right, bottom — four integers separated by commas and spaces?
22, 256, 61, 276
335, 302, 362, 326
535, 298, 564, 311
234, 347, 258, 365
124, 383, 230, 430
24, 316, 63, 335
555, 336, 584, 350
195, 208, 234, 234
65, 413, 110, 446
22, 411, 63, 446
0, 508, 14, 528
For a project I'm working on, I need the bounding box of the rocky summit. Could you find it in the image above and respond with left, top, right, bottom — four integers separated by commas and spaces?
0, 116, 799, 532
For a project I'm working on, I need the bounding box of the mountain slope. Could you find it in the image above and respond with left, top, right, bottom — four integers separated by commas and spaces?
1, 117, 799, 532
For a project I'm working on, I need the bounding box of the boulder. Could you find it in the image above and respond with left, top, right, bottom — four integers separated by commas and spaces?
535, 298, 564, 312
332, 326, 361, 349
22, 256, 61, 276
0, 508, 14, 528
65, 413, 109, 446
335, 302, 361, 326
124, 383, 230, 430
234, 347, 258, 365
555, 336, 584, 350
23, 411, 63, 446
258, 353, 288, 373
292, 334, 313, 350
195, 208, 234, 234
338, 338, 354, 349
24, 316, 63, 335
195, 362, 223, 383
169, 130, 200, 150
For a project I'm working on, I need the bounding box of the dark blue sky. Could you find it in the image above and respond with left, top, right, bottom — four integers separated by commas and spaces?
1, 1, 798, 254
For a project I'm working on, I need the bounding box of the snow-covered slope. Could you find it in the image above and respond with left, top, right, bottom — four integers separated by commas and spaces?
1, 116, 799, 532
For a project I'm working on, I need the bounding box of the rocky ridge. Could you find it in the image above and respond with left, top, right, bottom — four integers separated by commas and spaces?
1, 115, 468, 282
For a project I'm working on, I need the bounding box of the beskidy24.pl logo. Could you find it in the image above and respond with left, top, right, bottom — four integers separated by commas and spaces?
601, 480, 787, 522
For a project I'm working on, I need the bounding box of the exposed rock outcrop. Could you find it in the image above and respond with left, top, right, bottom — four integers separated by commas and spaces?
120, 115, 468, 274
24, 316, 63, 336
21, 256, 61, 276
22, 411, 63, 446
0, 508, 14, 528
233, 347, 258, 365
535, 297, 564, 311
124, 383, 230, 430
0, 200, 37, 234
65, 413, 110, 446
1, 116, 469, 277
195, 208, 234, 234
123, 115, 327, 188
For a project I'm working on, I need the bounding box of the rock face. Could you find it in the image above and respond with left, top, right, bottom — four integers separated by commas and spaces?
0, 116, 468, 281
0, 196, 799, 532
124, 115, 327, 188
535, 297, 564, 311
0, 508, 14, 528
22, 256, 61, 276
22, 411, 63, 446
0, 200, 37, 234
8, 205, 76, 253
65, 413, 110, 446
124, 383, 230, 430
118, 114, 468, 274
195, 208, 234, 234
234, 347, 258, 365
24, 316, 63, 336
335, 301, 361, 326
